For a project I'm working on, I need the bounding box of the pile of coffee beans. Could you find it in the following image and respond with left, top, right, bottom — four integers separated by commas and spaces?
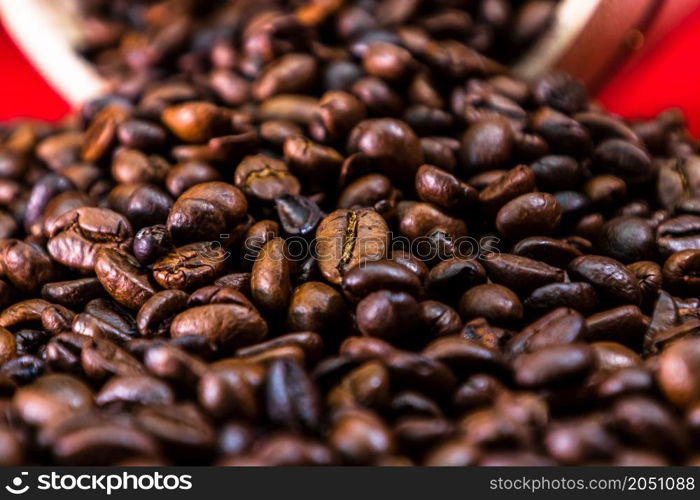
1, 0, 700, 465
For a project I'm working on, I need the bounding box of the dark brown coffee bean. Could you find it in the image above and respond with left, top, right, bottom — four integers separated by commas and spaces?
161, 101, 231, 143
415, 164, 477, 211
356, 291, 420, 340
585, 305, 646, 345
136, 290, 189, 337
96, 375, 175, 408
316, 208, 389, 285
329, 409, 394, 464
40, 304, 75, 335
531, 107, 591, 155
134, 403, 216, 461
2, 240, 56, 293
170, 295, 267, 350
530, 155, 582, 191
482, 253, 565, 292
152, 242, 227, 290
478, 164, 536, 214
234, 154, 301, 203
460, 117, 513, 171
341, 260, 422, 303
545, 416, 616, 465
593, 139, 653, 184
72, 299, 138, 343
533, 71, 588, 114
253, 54, 317, 101
347, 119, 424, 181
167, 182, 247, 243
53, 424, 158, 465
569, 255, 642, 305
266, 358, 320, 433
496, 192, 561, 240
398, 201, 468, 240
338, 174, 399, 215
513, 344, 595, 388
165, 161, 221, 198
286, 282, 346, 333
0, 327, 16, 364
81, 339, 144, 382
627, 261, 663, 306
508, 307, 586, 354
524, 282, 598, 314
659, 337, 700, 409
598, 216, 655, 263
459, 284, 523, 325
251, 238, 291, 312
425, 258, 486, 301
275, 194, 323, 236
311, 90, 366, 143
13, 374, 94, 427
657, 215, 700, 257
419, 300, 463, 338
663, 250, 700, 296
47, 207, 133, 272
95, 248, 156, 309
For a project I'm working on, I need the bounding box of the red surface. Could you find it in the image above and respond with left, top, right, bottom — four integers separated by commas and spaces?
597, 4, 700, 137
0, 19, 70, 122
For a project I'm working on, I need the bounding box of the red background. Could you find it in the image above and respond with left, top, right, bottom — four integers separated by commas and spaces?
2, 10, 700, 136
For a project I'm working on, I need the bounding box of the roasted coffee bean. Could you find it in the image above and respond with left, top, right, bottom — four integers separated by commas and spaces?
251, 238, 292, 312
266, 358, 320, 432
508, 307, 586, 355
286, 282, 346, 333
136, 290, 188, 337
342, 260, 422, 303
415, 164, 477, 211
478, 164, 537, 214
338, 174, 399, 215
585, 306, 646, 345
513, 344, 595, 388
165, 161, 221, 198
161, 102, 231, 143
47, 207, 133, 272
96, 375, 175, 408
356, 291, 421, 340
152, 242, 227, 290
627, 261, 663, 306
425, 258, 486, 301
0, 327, 16, 364
316, 208, 389, 285
167, 182, 247, 243
234, 154, 301, 203
569, 255, 642, 305
593, 139, 653, 184
533, 71, 588, 114
598, 216, 655, 263
482, 253, 565, 293
329, 409, 394, 464
530, 155, 582, 192
2, 240, 56, 292
460, 117, 513, 171
13, 374, 93, 426
347, 119, 424, 181
459, 284, 523, 325
275, 194, 323, 236
95, 248, 156, 309
398, 201, 468, 240
496, 192, 561, 240
170, 294, 267, 350
659, 337, 700, 409
524, 282, 598, 314
41, 278, 104, 308
663, 250, 700, 296
657, 216, 700, 257
132, 225, 173, 265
